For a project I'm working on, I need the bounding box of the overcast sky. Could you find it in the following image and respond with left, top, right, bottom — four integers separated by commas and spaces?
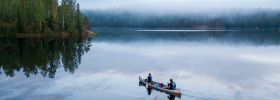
77, 0, 280, 9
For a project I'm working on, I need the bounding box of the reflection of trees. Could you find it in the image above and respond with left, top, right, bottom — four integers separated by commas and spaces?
0, 37, 92, 78
92, 28, 280, 46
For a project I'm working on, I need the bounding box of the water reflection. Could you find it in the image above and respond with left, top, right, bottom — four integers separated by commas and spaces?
92, 28, 280, 46
0, 37, 92, 78
168, 94, 175, 100
138, 82, 181, 99
86, 28, 280, 100
1, 28, 280, 100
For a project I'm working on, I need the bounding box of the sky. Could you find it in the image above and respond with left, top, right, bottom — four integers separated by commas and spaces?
77, 0, 280, 9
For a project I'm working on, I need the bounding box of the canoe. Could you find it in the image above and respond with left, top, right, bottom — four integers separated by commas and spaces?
139, 76, 182, 95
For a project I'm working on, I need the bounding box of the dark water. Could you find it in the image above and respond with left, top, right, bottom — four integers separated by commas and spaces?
1, 28, 280, 100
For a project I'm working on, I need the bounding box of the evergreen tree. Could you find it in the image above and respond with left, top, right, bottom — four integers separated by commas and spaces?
52, 0, 59, 31
16, 8, 24, 33
83, 16, 91, 31
0, 0, 90, 34
76, 3, 82, 32
0, 0, 11, 21
68, 0, 77, 33
18, 0, 28, 33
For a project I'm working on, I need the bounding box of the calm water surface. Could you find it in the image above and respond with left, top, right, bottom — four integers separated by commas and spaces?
1, 28, 280, 100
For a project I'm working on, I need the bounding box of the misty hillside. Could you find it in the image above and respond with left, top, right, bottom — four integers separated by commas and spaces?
83, 7, 280, 28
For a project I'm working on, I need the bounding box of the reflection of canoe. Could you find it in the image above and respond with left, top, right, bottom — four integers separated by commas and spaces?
139, 82, 182, 99
139, 76, 182, 96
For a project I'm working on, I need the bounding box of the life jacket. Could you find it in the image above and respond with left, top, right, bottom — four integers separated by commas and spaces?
171, 82, 176, 89
149, 76, 152, 82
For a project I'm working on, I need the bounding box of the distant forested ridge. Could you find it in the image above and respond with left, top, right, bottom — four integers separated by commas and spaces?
83, 8, 280, 28
0, 0, 91, 35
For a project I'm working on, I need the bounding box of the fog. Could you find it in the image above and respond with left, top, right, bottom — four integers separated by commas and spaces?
78, 0, 280, 28
77, 0, 280, 9
79, 0, 280, 20
83, 5, 279, 17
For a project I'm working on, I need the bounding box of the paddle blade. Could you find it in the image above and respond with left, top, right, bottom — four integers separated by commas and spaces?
146, 83, 148, 88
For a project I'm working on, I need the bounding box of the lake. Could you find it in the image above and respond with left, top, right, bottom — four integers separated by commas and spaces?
1, 28, 280, 100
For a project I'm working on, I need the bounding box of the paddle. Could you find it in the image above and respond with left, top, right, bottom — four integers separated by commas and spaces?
146, 83, 148, 88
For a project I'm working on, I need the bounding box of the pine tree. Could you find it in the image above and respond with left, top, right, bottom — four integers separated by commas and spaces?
68, 0, 76, 32
16, 8, 24, 33
76, 3, 82, 32
80, 13, 83, 33
48, 13, 54, 29
18, 0, 28, 33
0, 0, 17, 22
83, 16, 91, 31
52, 0, 59, 31
0, 0, 2, 20
0, 0, 10, 21
0, 0, 90, 34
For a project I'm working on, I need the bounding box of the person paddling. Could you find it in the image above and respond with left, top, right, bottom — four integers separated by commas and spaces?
148, 73, 153, 83
168, 79, 176, 90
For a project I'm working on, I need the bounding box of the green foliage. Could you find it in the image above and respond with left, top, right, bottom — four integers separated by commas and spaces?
48, 14, 54, 29
76, 3, 82, 32
83, 16, 91, 31
59, 0, 67, 30
16, 9, 23, 33
0, 25, 8, 34
0, 23, 17, 35
42, 22, 48, 33
0, 0, 13, 21
34, 0, 46, 33
0, 0, 90, 34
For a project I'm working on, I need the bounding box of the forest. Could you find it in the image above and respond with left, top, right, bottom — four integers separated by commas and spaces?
83, 8, 280, 28
0, 0, 91, 35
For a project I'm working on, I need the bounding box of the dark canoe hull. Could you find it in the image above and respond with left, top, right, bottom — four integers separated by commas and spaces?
139, 76, 182, 95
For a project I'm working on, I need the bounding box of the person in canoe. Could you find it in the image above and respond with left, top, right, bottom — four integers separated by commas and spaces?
168, 79, 176, 90
147, 73, 153, 83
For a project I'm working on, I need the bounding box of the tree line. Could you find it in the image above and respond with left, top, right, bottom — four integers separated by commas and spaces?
0, 0, 91, 35
83, 8, 280, 28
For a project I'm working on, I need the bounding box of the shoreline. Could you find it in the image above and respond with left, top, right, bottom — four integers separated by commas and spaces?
0, 30, 97, 38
